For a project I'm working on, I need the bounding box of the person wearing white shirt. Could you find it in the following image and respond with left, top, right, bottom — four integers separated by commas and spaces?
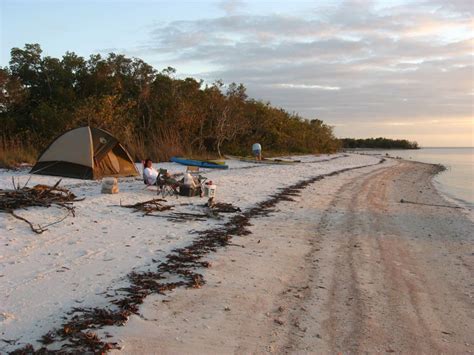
143, 159, 159, 185
252, 143, 262, 160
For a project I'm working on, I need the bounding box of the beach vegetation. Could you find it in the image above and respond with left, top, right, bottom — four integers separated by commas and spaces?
341, 137, 419, 149
0, 44, 341, 165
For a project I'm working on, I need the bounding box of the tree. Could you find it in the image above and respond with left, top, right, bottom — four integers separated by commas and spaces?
1, 43, 343, 163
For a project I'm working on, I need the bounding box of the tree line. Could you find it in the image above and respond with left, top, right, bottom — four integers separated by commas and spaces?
341, 137, 419, 149
0, 44, 341, 165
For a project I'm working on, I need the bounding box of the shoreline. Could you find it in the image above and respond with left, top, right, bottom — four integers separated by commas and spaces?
431, 177, 474, 222
109, 159, 473, 353
387, 154, 474, 221
353, 148, 474, 211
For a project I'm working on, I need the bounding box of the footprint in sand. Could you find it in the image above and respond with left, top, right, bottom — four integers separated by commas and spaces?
77, 249, 95, 258
8, 260, 23, 265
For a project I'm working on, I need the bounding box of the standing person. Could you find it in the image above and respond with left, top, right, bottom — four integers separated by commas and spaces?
143, 158, 159, 185
252, 143, 262, 161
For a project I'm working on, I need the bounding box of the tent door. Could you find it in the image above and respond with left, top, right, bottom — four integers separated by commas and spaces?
95, 150, 121, 176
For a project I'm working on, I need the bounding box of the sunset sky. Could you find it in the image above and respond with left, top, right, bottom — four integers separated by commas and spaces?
1, 0, 473, 146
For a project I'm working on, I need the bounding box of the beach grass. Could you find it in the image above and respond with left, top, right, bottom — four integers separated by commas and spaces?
0, 138, 37, 169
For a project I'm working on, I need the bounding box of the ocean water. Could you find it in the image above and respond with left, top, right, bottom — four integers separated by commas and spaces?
358, 148, 474, 208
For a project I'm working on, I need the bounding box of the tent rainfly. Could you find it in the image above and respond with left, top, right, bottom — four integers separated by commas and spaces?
30, 126, 139, 180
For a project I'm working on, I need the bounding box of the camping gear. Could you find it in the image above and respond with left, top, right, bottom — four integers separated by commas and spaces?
170, 157, 229, 170
186, 166, 207, 185
30, 126, 139, 180
183, 172, 197, 188
179, 171, 202, 197
203, 181, 217, 198
156, 169, 180, 198
101, 177, 119, 194
179, 185, 201, 197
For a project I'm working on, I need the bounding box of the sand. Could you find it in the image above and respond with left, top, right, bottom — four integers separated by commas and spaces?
1, 156, 472, 353
109, 160, 473, 354
0, 153, 375, 351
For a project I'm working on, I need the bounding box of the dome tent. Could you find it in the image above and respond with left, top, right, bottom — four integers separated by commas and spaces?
30, 126, 139, 180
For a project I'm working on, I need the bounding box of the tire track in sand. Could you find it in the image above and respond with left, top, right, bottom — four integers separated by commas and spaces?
288, 161, 473, 354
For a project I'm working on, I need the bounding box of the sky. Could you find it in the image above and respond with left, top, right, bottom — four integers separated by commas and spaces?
1, 0, 473, 147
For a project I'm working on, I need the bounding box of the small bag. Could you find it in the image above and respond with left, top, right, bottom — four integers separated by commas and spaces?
101, 177, 119, 194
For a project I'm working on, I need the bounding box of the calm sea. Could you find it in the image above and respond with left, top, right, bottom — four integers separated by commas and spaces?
358, 148, 474, 208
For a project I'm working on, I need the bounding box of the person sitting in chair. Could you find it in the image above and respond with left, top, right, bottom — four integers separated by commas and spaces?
143, 159, 159, 185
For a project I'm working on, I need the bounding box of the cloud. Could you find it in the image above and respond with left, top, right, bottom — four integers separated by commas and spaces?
139, 0, 473, 144
217, 0, 246, 16
273, 84, 341, 91
429, 0, 474, 15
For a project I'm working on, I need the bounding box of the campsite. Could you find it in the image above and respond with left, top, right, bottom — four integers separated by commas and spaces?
1, 1, 473, 352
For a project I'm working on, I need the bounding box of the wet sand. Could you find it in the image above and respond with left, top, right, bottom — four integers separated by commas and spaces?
110, 160, 473, 354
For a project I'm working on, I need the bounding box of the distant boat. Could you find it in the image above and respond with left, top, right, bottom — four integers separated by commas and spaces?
226, 155, 300, 165
170, 157, 229, 169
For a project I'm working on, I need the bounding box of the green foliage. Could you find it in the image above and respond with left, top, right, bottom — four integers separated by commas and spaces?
341, 137, 419, 149
1, 43, 341, 162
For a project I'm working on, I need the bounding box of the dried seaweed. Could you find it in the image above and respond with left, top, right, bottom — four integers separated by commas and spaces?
208, 201, 241, 213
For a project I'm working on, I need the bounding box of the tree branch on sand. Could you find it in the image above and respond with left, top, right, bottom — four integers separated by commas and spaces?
0, 178, 83, 234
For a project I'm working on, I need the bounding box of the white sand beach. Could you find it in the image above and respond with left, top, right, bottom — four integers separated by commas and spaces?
1, 154, 473, 353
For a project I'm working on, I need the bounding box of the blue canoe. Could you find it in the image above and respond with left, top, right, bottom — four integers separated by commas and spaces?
170, 157, 229, 170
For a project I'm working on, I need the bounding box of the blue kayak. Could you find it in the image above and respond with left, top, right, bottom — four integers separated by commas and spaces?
170, 157, 229, 169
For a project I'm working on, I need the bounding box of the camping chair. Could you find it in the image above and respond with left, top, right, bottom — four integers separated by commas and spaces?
156, 169, 180, 198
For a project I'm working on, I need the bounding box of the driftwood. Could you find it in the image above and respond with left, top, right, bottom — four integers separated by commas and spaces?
399, 199, 462, 209
146, 212, 211, 222
119, 199, 211, 221
152, 201, 242, 222
120, 198, 173, 215
120, 197, 242, 221
0, 178, 83, 234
